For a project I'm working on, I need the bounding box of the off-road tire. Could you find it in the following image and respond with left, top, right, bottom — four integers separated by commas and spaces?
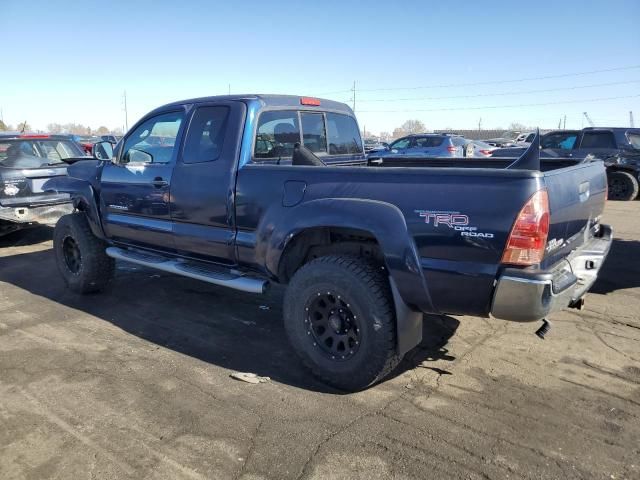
283, 255, 399, 391
53, 213, 115, 293
607, 171, 639, 201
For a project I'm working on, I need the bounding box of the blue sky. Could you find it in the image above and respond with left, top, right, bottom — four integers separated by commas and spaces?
1, 0, 639, 134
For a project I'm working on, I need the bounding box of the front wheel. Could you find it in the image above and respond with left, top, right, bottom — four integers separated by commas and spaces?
283, 255, 399, 391
608, 171, 639, 201
53, 213, 115, 293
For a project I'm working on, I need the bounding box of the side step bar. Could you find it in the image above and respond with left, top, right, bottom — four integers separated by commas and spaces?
105, 247, 268, 294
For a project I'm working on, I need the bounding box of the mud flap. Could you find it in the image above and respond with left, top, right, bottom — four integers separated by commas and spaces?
390, 277, 423, 356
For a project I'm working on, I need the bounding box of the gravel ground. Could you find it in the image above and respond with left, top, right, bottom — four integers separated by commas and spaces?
0, 201, 638, 480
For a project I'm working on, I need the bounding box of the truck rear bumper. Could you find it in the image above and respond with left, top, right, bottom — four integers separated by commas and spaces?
0, 202, 73, 226
491, 224, 613, 322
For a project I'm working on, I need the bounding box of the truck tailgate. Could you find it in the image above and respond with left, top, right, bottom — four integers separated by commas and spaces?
542, 160, 608, 267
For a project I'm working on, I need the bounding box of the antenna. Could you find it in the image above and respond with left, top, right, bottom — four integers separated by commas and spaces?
583, 112, 595, 127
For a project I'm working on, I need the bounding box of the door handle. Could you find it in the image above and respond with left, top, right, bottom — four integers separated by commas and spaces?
151, 177, 168, 188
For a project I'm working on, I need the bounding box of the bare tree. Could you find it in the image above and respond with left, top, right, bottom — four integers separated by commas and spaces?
401, 120, 426, 134
96, 126, 110, 135
17, 121, 31, 133
47, 123, 63, 134
0, 120, 8, 131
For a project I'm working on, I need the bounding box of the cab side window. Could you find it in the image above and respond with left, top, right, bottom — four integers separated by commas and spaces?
183, 106, 230, 163
121, 112, 184, 164
541, 133, 577, 150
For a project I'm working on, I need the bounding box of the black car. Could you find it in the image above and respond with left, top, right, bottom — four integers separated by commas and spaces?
0, 134, 84, 236
494, 128, 640, 200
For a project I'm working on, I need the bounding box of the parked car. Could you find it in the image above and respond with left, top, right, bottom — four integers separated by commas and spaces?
0, 134, 85, 236
100, 135, 119, 144
469, 140, 498, 157
45, 94, 611, 391
76, 135, 101, 154
515, 132, 536, 144
371, 134, 475, 158
494, 128, 640, 200
363, 138, 388, 153
483, 130, 523, 148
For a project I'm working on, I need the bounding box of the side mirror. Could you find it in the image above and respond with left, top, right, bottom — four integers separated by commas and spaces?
92, 141, 114, 160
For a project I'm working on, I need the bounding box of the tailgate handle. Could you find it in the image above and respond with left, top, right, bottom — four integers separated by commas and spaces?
579, 181, 590, 202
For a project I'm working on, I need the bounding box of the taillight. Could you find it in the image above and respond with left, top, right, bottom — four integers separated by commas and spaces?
479, 149, 493, 156
501, 190, 550, 266
447, 146, 457, 153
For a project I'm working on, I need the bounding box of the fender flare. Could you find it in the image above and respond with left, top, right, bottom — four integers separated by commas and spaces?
260, 198, 435, 356
43, 176, 106, 239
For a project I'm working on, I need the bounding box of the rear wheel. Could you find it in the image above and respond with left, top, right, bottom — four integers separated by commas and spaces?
53, 213, 115, 293
283, 255, 399, 391
607, 171, 639, 201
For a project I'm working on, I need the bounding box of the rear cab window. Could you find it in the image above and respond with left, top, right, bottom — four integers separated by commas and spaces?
580, 131, 616, 149
253, 110, 362, 161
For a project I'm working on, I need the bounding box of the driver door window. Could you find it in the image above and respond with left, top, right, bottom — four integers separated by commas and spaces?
391, 138, 411, 150
121, 112, 184, 164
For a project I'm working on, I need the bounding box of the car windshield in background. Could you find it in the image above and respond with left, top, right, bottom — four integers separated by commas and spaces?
0, 139, 84, 168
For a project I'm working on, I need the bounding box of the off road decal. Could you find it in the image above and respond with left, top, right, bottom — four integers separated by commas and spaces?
415, 210, 494, 239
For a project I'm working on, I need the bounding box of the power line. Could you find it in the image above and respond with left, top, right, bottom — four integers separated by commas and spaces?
316, 64, 640, 95
355, 80, 640, 103
357, 94, 640, 113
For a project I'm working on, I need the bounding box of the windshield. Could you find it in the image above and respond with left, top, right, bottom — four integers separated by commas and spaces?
0, 138, 84, 168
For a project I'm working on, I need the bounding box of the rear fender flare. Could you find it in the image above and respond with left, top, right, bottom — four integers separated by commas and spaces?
262, 198, 435, 356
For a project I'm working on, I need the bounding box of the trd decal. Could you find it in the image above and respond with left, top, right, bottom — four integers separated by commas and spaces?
415, 210, 494, 239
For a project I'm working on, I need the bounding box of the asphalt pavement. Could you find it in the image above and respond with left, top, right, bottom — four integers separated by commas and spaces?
0, 201, 638, 479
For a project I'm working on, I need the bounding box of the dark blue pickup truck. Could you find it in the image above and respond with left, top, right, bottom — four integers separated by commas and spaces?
45, 94, 612, 390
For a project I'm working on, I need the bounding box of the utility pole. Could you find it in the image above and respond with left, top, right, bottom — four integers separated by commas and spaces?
630, 111, 635, 127
558, 118, 562, 129
123, 90, 129, 131
583, 112, 595, 127
478, 117, 482, 131
228, 84, 231, 95
0, 107, 3, 123
563, 115, 567, 130
351, 81, 356, 112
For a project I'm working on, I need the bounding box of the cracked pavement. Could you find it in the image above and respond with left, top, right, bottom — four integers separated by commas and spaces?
0, 201, 639, 479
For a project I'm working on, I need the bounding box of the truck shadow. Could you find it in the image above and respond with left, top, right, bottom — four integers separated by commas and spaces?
0, 225, 53, 249
0, 247, 458, 393
591, 238, 640, 294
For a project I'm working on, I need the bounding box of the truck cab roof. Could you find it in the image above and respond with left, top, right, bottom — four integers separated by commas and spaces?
156, 94, 354, 114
